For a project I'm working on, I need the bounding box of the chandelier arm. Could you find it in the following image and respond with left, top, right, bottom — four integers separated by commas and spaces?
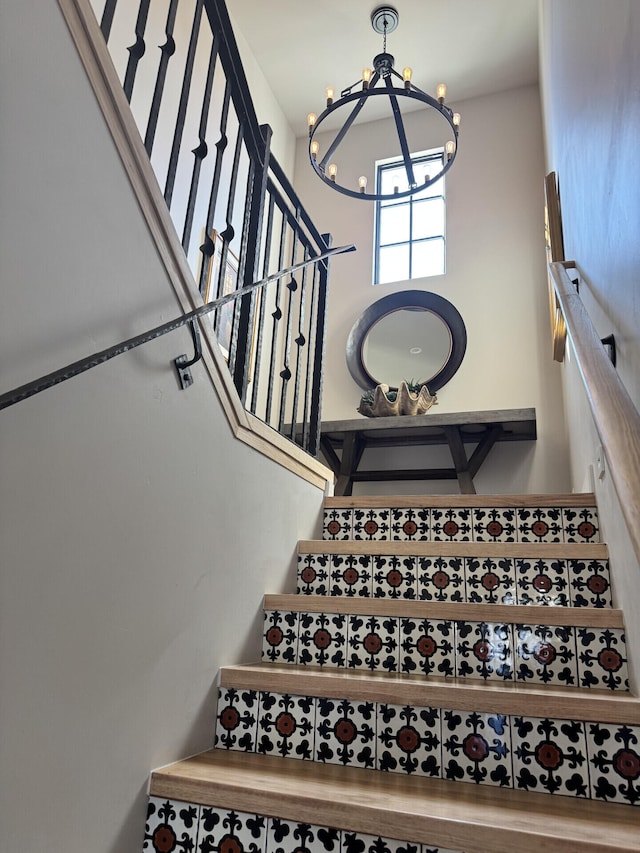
384, 76, 416, 187
317, 71, 382, 170
340, 78, 366, 99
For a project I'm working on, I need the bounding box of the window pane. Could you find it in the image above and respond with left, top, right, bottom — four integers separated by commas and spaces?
379, 204, 410, 245
380, 167, 409, 196
412, 198, 445, 240
378, 244, 410, 284
412, 238, 445, 278
414, 174, 444, 200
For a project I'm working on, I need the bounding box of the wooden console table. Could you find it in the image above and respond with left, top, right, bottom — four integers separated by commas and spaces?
319, 408, 536, 495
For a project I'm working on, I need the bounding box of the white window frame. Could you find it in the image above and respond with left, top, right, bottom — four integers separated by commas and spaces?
373, 148, 446, 285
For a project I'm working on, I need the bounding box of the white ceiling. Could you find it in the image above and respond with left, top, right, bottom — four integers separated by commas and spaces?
226, 0, 540, 138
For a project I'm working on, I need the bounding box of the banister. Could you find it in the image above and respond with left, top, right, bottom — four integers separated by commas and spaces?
69, 0, 339, 457
550, 261, 640, 562
0, 244, 354, 413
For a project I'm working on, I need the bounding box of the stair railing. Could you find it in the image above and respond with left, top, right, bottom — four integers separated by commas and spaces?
549, 261, 640, 563
88, 0, 342, 455
0, 245, 354, 456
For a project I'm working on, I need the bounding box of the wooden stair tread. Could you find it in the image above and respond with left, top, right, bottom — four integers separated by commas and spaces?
220, 662, 640, 724
299, 540, 608, 558
150, 750, 640, 853
263, 594, 624, 628
324, 493, 597, 509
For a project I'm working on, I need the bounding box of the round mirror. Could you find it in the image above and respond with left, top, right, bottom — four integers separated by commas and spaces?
362, 308, 453, 387
346, 291, 466, 392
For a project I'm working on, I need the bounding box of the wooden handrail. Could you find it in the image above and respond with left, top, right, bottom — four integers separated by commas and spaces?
550, 261, 640, 562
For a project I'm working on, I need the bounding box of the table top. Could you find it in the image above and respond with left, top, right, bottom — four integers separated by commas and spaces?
321, 408, 537, 443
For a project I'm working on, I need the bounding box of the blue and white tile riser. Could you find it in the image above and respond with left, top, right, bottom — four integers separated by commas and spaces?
214, 687, 640, 807
261, 610, 629, 691
297, 553, 612, 608
322, 506, 600, 543
143, 798, 464, 853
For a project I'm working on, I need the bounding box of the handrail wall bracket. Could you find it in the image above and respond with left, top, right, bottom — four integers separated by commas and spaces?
174, 319, 203, 390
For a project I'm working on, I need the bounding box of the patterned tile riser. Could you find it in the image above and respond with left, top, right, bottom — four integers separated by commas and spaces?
143, 798, 464, 853
214, 687, 640, 806
322, 506, 600, 544
262, 611, 629, 691
297, 554, 612, 609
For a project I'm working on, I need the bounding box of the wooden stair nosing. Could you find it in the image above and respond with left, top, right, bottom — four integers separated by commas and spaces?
263, 594, 624, 628
150, 750, 640, 853
324, 493, 597, 510
219, 662, 640, 725
299, 540, 609, 559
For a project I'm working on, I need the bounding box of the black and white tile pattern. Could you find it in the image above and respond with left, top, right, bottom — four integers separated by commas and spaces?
263, 611, 627, 692
323, 505, 601, 544
299, 552, 611, 608
214, 689, 640, 806
144, 799, 464, 853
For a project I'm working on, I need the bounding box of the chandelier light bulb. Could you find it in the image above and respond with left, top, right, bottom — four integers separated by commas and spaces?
445, 140, 456, 160
358, 175, 368, 193
402, 67, 412, 91
362, 68, 372, 89
328, 163, 338, 181
310, 140, 320, 160
325, 86, 335, 107
453, 112, 461, 129
436, 83, 447, 103
307, 113, 317, 131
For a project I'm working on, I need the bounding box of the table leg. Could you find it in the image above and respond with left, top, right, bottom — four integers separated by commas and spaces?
444, 425, 476, 494
335, 431, 362, 496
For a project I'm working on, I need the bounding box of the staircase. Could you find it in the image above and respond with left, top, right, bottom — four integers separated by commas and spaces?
144, 494, 640, 853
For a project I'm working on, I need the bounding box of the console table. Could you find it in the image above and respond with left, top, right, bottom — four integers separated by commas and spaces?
319, 408, 537, 496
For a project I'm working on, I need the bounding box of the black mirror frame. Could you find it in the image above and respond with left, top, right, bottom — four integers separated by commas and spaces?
346, 290, 467, 392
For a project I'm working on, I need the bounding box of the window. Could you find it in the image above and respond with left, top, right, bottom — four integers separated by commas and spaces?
374, 149, 446, 285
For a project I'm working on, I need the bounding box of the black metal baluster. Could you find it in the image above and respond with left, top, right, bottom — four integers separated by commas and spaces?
265, 211, 287, 425
123, 0, 151, 102
232, 124, 272, 402
100, 0, 118, 42
164, 0, 204, 207
144, 0, 180, 156
197, 80, 231, 295
289, 242, 310, 443
95, 0, 339, 455
308, 233, 333, 456
217, 124, 245, 374
182, 39, 218, 253
249, 191, 275, 416
277, 224, 300, 433
302, 261, 321, 452
227, 154, 254, 374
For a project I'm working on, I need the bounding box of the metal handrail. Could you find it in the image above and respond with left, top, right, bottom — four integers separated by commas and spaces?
0, 244, 355, 413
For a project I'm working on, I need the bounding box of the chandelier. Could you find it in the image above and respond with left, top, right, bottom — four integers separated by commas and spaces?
307, 5, 460, 201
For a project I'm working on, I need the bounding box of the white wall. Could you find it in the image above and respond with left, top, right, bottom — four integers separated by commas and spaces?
540, 0, 640, 413
293, 85, 570, 494
0, 3, 323, 851
539, 0, 640, 687
229, 14, 296, 169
